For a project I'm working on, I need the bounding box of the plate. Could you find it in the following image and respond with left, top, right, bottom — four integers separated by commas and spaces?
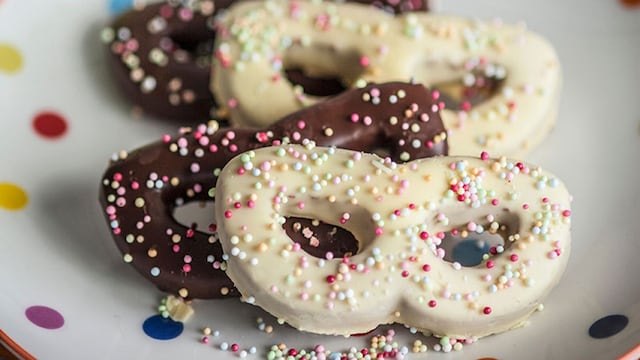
1, 0, 639, 359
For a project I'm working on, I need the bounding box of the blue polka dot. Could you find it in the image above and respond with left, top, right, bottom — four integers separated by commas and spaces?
588, 314, 629, 339
142, 315, 184, 340
452, 239, 490, 266
108, 0, 134, 16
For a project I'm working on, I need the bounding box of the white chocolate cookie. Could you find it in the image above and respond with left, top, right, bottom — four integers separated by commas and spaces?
215, 144, 572, 338
212, 0, 561, 157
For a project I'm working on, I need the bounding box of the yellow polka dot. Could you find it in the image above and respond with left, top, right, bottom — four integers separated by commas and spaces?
0, 44, 24, 74
0, 183, 28, 210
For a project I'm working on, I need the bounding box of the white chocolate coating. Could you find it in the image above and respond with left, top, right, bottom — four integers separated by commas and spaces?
212, 0, 561, 157
216, 144, 572, 338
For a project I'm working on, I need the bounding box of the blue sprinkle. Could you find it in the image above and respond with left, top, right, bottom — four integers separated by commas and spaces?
108, 0, 134, 15
142, 314, 184, 340
452, 239, 490, 267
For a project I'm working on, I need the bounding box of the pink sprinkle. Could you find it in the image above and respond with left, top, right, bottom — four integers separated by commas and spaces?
173, 245, 180, 252
224, 210, 232, 219
183, 264, 191, 273
202, 336, 210, 344
428, 300, 437, 307
178, 7, 193, 21
486, 260, 495, 269
231, 343, 239, 352
375, 227, 383, 236
237, 168, 245, 175
297, 120, 306, 129
370, 88, 380, 97
419, 231, 429, 240
431, 90, 440, 100
562, 210, 571, 217
297, 202, 305, 209
522, 203, 529, 210
491, 199, 499, 206
359, 56, 370, 67
480, 151, 489, 160
131, 181, 139, 190
483, 306, 492, 315
227, 98, 237, 108
159, 5, 174, 18
113, 173, 123, 182
247, 200, 255, 208
209, 144, 219, 153
422, 264, 431, 272
510, 254, 519, 262
401, 270, 409, 278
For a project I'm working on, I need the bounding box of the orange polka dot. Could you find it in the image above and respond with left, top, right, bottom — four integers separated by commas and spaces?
620, 0, 640, 6
0, 183, 28, 210
0, 44, 24, 74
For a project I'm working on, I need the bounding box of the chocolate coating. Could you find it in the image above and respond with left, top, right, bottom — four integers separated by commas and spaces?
103, 0, 429, 122
100, 81, 447, 299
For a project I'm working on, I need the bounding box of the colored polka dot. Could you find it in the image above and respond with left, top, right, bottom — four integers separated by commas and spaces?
25, 306, 65, 330
620, 0, 640, 7
32, 111, 68, 139
452, 239, 490, 267
589, 314, 629, 339
0, 183, 28, 210
0, 44, 23, 74
108, 0, 134, 15
142, 315, 184, 340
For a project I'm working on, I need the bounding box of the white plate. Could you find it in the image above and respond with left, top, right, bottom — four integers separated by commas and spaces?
1, 0, 639, 359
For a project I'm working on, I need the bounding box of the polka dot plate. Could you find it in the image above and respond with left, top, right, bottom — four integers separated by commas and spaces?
1, 0, 639, 359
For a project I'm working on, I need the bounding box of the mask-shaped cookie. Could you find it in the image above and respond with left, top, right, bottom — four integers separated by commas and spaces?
100, 82, 447, 299
216, 144, 572, 338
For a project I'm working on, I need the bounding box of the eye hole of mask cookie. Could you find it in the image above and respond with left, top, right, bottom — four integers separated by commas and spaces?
284, 68, 347, 97
282, 45, 364, 98
167, 29, 216, 69
172, 200, 217, 235
282, 217, 359, 258
282, 196, 377, 259
434, 211, 519, 268
425, 61, 506, 111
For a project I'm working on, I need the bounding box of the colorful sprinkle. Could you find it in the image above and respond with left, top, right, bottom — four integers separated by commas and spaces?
25, 305, 65, 330
588, 314, 629, 339
0, 43, 23, 74
142, 314, 184, 340
32, 111, 68, 139
0, 182, 28, 210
